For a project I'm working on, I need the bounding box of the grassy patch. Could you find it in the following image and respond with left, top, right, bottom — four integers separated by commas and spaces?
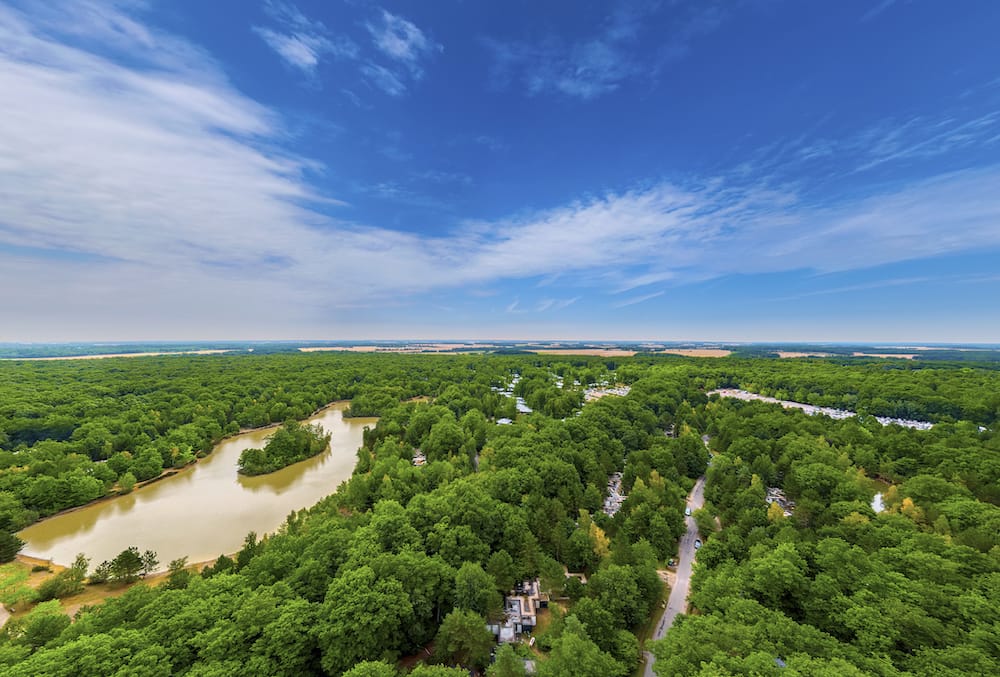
0, 562, 36, 610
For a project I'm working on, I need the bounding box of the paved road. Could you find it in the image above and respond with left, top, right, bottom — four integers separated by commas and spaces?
642, 475, 706, 677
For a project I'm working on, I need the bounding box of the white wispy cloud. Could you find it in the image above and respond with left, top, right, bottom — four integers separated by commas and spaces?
485, 36, 634, 100
485, 2, 728, 99
444, 166, 1000, 291
361, 62, 407, 96
254, 0, 357, 74
653, 4, 727, 66
254, 28, 339, 71
415, 170, 473, 187
769, 277, 933, 302
366, 9, 440, 73
253, 3, 438, 94
732, 110, 1000, 180
615, 291, 665, 308
853, 112, 1000, 171
473, 135, 507, 152
0, 0, 348, 337
360, 8, 440, 96
861, 0, 900, 23
536, 297, 579, 312
3, 1, 1000, 341
615, 271, 676, 293
340, 88, 368, 109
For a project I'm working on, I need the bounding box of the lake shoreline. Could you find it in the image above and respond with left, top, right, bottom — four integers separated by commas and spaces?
5, 550, 242, 623
17, 399, 356, 558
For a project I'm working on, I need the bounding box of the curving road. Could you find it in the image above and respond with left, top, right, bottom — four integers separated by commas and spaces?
642, 475, 706, 677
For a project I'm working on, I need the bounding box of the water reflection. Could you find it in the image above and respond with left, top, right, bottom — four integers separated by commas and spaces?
19, 403, 375, 567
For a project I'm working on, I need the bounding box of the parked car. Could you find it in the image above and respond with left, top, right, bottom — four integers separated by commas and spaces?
694, 539, 702, 550
685, 507, 692, 516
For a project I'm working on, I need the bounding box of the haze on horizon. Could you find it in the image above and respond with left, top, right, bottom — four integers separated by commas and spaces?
2, 0, 999, 343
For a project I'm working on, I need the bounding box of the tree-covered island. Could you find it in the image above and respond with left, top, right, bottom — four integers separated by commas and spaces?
237, 420, 331, 476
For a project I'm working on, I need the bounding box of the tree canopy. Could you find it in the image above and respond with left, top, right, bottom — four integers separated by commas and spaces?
238, 420, 330, 476
0, 351, 997, 675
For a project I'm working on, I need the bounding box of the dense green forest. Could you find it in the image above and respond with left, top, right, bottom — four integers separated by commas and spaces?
0, 353, 998, 675
651, 398, 1000, 675
238, 421, 332, 476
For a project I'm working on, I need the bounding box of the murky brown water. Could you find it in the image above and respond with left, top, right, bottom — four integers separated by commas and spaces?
18, 402, 375, 568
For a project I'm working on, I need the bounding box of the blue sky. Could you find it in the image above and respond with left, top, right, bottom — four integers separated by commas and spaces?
1, 0, 999, 342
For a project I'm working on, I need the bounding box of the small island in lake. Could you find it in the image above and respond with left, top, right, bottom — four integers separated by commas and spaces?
237, 420, 331, 476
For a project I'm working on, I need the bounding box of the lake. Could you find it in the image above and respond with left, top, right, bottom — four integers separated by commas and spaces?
18, 402, 376, 569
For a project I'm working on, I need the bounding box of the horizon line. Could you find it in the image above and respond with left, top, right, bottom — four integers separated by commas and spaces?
2, 339, 998, 348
